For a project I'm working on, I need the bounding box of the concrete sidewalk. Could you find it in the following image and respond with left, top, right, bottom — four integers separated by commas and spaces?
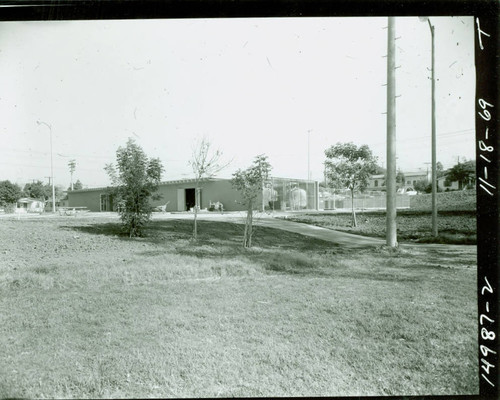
168, 212, 385, 247
249, 217, 385, 247
163, 212, 474, 251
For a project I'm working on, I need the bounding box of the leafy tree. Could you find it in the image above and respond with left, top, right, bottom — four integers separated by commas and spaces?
324, 142, 377, 227
23, 180, 49, 200
0, 180, 22, 207
54, 185, 66, 201
74, 179, 83, 190
188, 137, 230, 240
446, 159, 475, 189
104, 138, 164, 237
231, 154, 272, 248
414, 179, 429, 193
436, 161, 445, 178
414, 180, 443, 193
373, 164, 386, 175
68, 179, 83, 191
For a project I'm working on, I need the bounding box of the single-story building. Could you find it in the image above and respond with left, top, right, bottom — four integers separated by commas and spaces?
16, 198, 45, 213
402, 171, 429, 189
367, 171, 429, 191
67, 177, 319, 212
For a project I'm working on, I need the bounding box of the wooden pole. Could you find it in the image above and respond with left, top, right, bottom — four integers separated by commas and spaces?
386, 17, 398, 247
429, 20, 438, 237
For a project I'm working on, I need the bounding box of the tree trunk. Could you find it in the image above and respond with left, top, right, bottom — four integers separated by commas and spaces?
244, 200, 253, 248
193, 187, 199, 240
351, 189, 357, 227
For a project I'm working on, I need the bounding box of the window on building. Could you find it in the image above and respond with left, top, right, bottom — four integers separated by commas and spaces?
374, 180, 378, 187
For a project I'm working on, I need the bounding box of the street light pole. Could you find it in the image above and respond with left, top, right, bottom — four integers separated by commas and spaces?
420, 17, 438, 236
37, 120, 56, 213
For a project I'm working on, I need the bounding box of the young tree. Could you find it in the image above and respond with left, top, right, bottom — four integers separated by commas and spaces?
231, 154, 272, 248
324, 142, 378, 227
0, 180, 22, 209
188, 137, 230, 240
104, 138, 164, 237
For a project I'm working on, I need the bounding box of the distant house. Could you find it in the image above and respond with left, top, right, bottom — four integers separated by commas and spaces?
16, 198, 45, 213
402, 171, 429, 189
367, 174, 386, 191
437, 174, 461, 190
367, 170, 429, 191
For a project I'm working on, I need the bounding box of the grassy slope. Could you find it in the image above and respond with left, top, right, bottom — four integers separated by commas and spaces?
0, 217, 477, 397
283, 210, 477, 244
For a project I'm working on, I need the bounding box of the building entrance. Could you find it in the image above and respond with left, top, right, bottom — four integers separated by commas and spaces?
100, 194, 113, 211
185, 188, 196, 211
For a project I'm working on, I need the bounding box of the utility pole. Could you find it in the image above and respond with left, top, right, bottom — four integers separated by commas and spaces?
37, 120, 56, 213
386, 16, 397, 247
430, 20, 438, 237
68, 159, 76, 191
420, 17, 438, 237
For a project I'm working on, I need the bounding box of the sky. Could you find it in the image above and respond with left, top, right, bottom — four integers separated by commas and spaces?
0, 16, 475, 189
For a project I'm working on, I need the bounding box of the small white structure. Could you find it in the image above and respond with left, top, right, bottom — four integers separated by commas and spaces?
289, 187, 307, 210
16, 198, 45, 214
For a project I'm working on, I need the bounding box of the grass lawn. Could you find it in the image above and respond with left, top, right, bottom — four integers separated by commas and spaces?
0, 216, 478, 397
282, 210, 477, 244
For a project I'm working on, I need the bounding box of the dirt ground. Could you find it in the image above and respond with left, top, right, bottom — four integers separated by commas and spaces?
1, 214, 128, 271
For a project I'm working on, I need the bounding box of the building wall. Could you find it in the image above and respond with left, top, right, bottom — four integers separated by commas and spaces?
67, 178, 318, 212
68, 190, 106, 212
153, 180, 245, 212
404, 173, 428, 188
437, 177, 460, 190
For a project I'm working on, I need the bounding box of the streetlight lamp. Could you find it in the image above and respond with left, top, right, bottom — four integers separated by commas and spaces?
36, 120, 56, 213
419, 17, 438, 236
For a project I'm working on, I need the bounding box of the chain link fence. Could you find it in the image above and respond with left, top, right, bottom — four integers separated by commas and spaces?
320, 189, 410, 211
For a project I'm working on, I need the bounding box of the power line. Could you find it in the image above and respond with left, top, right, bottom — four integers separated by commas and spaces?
369, 128, 474, 147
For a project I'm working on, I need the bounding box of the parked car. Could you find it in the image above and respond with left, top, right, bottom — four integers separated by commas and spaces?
396, 187, 418, 195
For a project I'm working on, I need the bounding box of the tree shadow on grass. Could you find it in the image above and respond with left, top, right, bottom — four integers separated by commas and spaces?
63, 219, 346, 277
65, 219, 340, 251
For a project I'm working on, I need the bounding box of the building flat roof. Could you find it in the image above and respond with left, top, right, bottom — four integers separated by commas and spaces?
68, 176, 317, 194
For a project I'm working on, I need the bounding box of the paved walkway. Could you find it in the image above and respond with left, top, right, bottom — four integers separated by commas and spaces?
156, 212, 475, 251
248, 217, 385, 247
157, 212, 385, 247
